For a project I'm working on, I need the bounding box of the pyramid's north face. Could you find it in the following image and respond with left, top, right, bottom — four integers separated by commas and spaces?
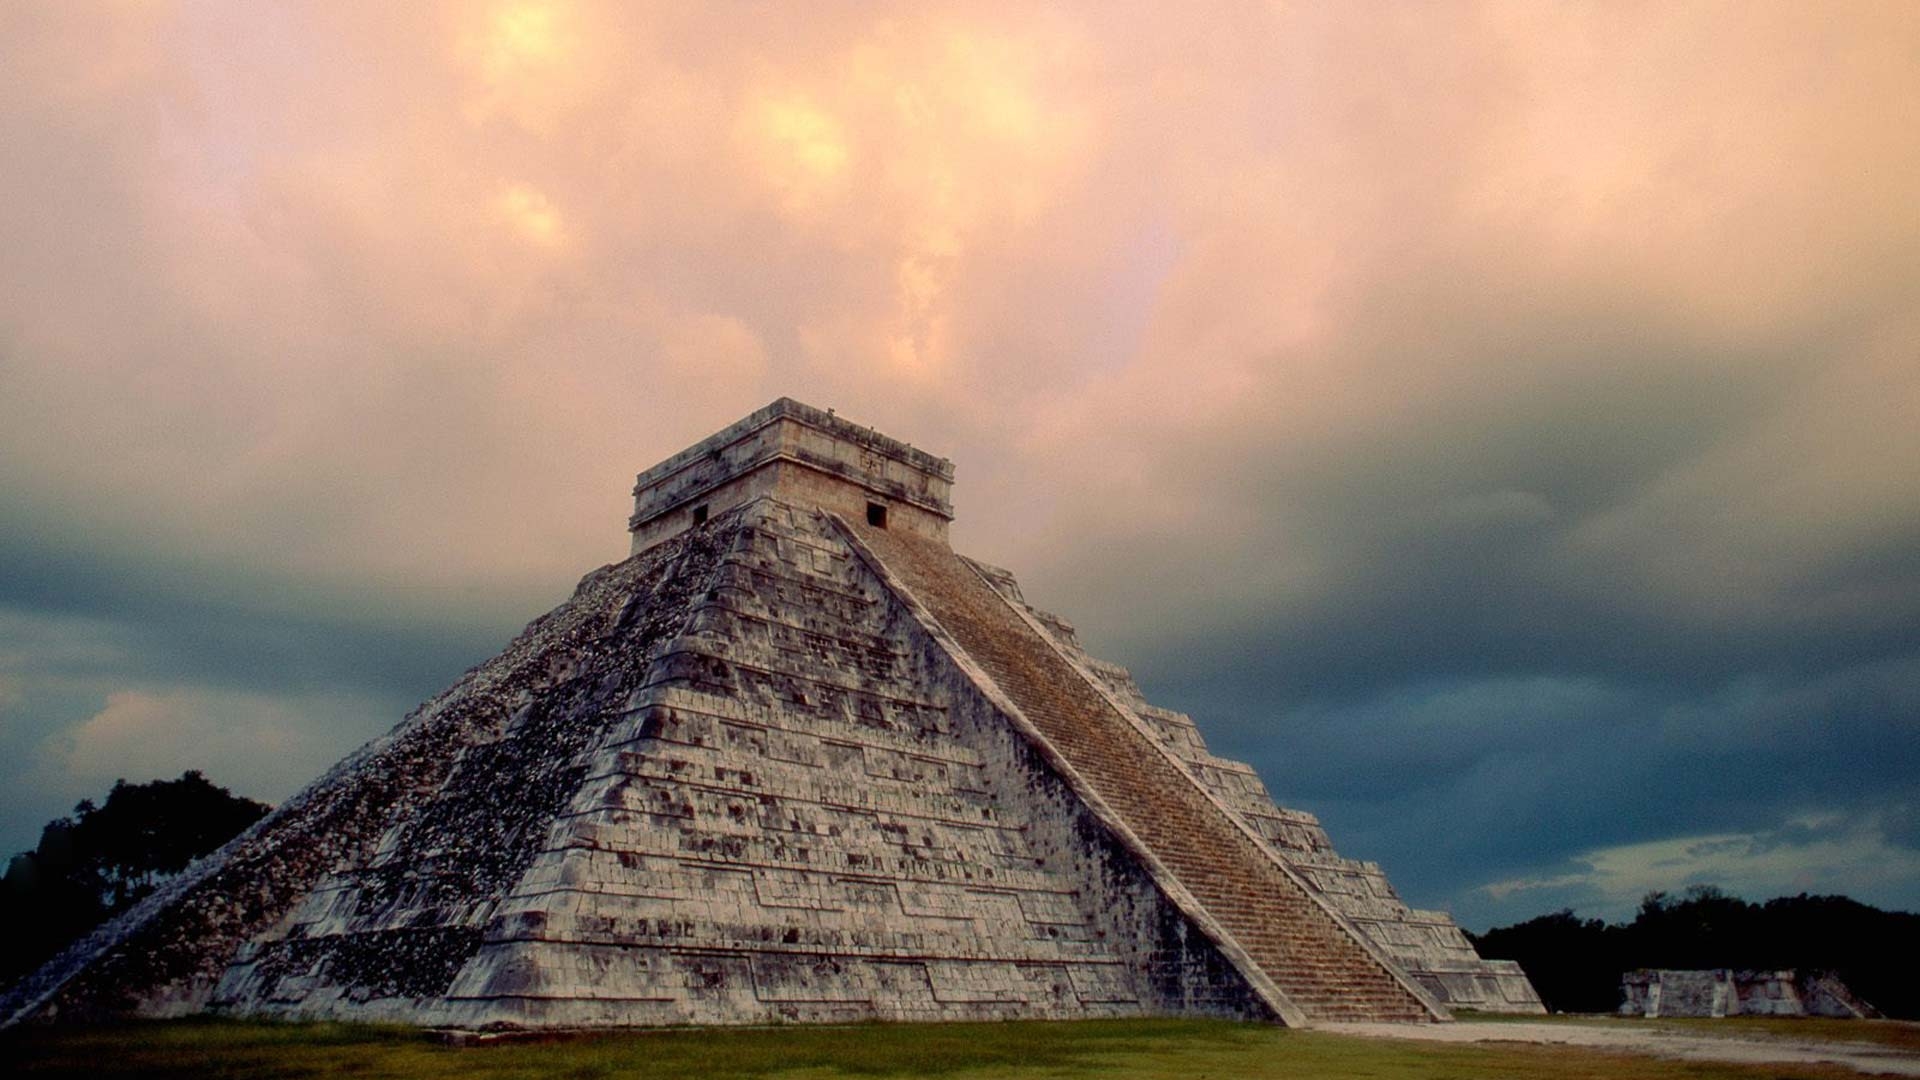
2, 399, 1540, 1029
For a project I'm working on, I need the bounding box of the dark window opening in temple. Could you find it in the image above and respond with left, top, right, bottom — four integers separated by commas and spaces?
867, 502, 889, 528
692, 504, 709, 526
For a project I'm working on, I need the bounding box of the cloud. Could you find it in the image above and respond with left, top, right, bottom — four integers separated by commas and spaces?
0, 1, 1915, 930
11, 683, 401, 839
1480, 812, 1920, 918
46, 689, 336, 798
0, 602, 464, 853
1156, 653, 1920, 928
4, 1, 1911, 604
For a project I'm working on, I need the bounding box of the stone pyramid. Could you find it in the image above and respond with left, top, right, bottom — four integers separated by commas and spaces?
2, 398, 1540, 1029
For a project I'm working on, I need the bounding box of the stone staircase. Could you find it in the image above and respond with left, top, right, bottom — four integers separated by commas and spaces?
847, 522, 1439, 1024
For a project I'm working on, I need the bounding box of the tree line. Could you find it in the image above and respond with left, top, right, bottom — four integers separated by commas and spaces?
1469, 885, 1920, 1018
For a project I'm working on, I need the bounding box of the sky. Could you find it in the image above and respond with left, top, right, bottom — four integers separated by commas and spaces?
1, 1, 1916, 932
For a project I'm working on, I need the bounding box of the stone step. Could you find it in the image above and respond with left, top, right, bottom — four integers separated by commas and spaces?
851, 523, 1435, 1024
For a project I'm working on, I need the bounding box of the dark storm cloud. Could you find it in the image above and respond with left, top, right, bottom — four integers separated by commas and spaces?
0, 503, 538, 855
1135, 656, 1920, 928
0, 499, 531, 698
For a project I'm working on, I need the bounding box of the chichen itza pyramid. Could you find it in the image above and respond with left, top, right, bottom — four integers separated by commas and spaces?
2, 398, 1541, 1029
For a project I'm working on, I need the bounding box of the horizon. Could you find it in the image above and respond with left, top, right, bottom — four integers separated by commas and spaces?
2, 1, 1916, 933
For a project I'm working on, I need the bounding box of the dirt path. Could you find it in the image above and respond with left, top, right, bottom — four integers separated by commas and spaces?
1319, 1020, 1920, 1076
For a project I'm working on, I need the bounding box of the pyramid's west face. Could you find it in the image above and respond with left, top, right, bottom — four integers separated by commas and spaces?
206, 522, 740, 1018
171, 498, 1264, 1028
3, 522, 733, 1025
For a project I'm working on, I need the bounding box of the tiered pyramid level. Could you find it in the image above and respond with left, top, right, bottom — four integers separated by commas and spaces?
1, 398, 1538, 1029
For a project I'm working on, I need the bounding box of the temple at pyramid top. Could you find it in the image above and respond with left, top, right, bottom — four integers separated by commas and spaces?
630, 397, 956, 554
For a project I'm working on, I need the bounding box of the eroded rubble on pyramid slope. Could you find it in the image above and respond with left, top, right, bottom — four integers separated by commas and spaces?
1, 528, 720, 1027
209, 525, 736, 1021
208, 499, 1268, 1027
966, 560, 1544, 1015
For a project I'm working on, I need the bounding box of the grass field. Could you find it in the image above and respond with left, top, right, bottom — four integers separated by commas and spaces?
5, 1015, 1904, 1080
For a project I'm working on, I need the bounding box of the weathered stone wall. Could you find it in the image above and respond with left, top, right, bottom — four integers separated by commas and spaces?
1621, 970, 1880, 1018
629, 398, 953, 554
208, 524, 734, 1024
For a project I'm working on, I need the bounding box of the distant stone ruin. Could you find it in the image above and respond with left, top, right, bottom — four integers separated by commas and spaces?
1621, 969, 1880, 1019
1, 398, 1540, 1029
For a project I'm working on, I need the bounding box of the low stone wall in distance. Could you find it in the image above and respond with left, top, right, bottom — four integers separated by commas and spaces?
1620, 969, 1880, 1018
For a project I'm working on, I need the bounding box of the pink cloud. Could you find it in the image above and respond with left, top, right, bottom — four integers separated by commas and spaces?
0, 0, 1911, 638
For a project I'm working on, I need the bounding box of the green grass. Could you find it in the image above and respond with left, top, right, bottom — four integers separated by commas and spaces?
1, 1015, 1892, 1079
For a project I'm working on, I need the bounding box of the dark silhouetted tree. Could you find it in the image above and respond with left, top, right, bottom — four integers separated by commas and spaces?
1468, 909, 1622, 1013
0, 771, 270, 989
